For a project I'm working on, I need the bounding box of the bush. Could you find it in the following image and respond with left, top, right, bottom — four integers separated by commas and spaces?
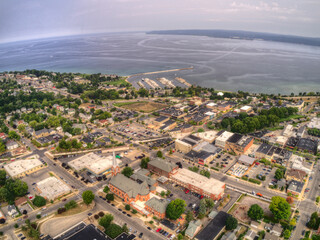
105, 223, 124, 239
106, 193, 114, 201
125, 204, 131, 211
94, 215, 100, 219
36, 214, 41, 219
249, 178, 261, 184
65, 200, 77, 210
57, 208, 66, 214
132, 209, 138, 214
32, 195, 46, 207
99, 212, 105, 217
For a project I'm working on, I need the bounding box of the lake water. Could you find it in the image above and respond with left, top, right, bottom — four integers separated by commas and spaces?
0, 32, 319, 94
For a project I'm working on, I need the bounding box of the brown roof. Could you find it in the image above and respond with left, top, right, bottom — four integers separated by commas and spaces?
287, 169, 307, 181
15, 197, 27, 206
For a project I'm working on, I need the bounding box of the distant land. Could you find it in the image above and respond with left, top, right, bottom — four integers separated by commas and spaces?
147, 29, 320, 47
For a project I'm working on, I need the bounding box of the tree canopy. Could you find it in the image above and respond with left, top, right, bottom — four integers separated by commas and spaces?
269, 196, 291, 220
82, 190, 95, 205
226, 216, 238, 230
32, 195, 46, 207
247, 204, 264, 220
166, 198, 186, 220
121, 167, 133, 178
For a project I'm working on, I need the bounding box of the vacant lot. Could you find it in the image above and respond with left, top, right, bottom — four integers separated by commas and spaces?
114, 101, 167, 112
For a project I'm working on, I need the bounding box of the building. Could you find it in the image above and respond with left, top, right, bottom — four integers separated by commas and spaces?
286, 169, 307, 182
4, 155, 44, 178
68, 152, 122, 176
6, 141, 19, 150
282, 124, 294, 137
185, 220, 202, 239
185, 150, 215, 165
255, 143, 274, 160
147, 158, 179, 178
264, 232, 279, 240
33, 128, 52, 138
225, 134, 254, 155
193, 130, 219, 143
308, 117, 320, 130
170, 168, 225, 200
196, 211, 230, 240
7, 205, 18, 218
175, 135, 202, 153
215, 131, 234, 149
287, 180, 305, 197
240, 106, 252, 113
286, 100, 304, 111
238, 155, 255, 166
36, 177, 71, 200
144, 197, 168, 219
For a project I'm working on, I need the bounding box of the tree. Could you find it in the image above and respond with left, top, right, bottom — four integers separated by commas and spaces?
166, 199, 186, 220
286, 196, 294, 204
247, 204, 264, 220
205, 199, 214, 210
106, 193, 114, 201
0, 170, 6, 186
275, 169, 285, 180
307, 212, 320, 230
283, 229, 291, 239
269, 196, 291, 220
65, 200, 77, 210
125, 204, 130, 211
156, 150, 163, 158
82, 190, 95, 206
103, 186, 110, 194
226, 216, 238, 230
121, 167, 133, 178
0, 142, 5, 153
198, 199, 207, 218
32, 195, 46, 207
8, 130, 20, 140
186, 210, 193, 222
99, 213, 114, 229
140, 157, 150, 169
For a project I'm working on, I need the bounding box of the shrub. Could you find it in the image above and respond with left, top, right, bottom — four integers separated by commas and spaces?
249, 178, 261, 184
99, 212, 105, 217
125, 204, 131, 211
65, 200, 77, 210
94, 214, 100, 219
132, 209, 138, 214
32, 195, 46, 207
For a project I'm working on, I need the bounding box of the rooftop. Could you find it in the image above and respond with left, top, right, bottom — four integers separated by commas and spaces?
171, 168, 225, 196
4, 155, 43, 177
36, 177, 71, 200
148, 158, 177, 173
145, 197, 168, 214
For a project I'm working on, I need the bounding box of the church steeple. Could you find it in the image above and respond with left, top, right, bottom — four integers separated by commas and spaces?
111, 150, 120, 176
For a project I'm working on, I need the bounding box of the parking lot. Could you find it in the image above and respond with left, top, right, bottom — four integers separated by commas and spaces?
208, 153, 237, 173
246, 163, 276, 185
112, 122, 161, 140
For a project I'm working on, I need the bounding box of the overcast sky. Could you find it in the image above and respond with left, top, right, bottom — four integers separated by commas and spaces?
1, 0, 320, 43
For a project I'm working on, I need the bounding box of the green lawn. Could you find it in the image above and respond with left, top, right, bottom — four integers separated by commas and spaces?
280, 114, 304, 122
104, 78, 131, 87
114, 101, 146, 107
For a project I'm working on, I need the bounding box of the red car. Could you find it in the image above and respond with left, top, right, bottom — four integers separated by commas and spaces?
185, 189, 190, 194
200, 195, 204, 199
156, 228, 162, 232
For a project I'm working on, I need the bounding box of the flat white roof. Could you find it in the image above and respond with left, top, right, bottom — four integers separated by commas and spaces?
193, 131, 218, 142
205, 112, 214, 116
216, 131, 234, 142
4, 156, 42, 177
207, 103, 217, 107
240, 106, 252, 110
171, 168, 225, 196
37, 177, 71, 200
68, 152, 121, 175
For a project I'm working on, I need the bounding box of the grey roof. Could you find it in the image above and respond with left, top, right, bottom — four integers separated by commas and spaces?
109, 174, 150, 198
185, 220, 201, 238
148, 158, 176, 173
145, 197, 168, 214
288, 180, 304, 193
131, 170, 156, 187
238, 155, 255, 165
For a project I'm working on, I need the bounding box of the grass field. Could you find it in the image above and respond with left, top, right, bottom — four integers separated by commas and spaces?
103, 77, 131, 87
114, 101, 167, 112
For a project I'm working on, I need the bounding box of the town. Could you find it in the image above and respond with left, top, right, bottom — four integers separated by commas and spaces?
0, 69, 319, 240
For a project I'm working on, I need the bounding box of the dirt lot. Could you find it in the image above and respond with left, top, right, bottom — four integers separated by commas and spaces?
115, 101, 167, 113
231, 196, 272, 223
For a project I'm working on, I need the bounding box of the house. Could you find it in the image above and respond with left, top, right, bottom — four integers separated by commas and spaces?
250, 221, 260, 229
286, 168, 307, 182
270, 224, 282, 237
6, 141, 19, 150
72, 124, 87, 133
144, 197, 168, 219
147, 158, 179, 178
34, 128, 52, 138
0, 132, 6, 140
7, 205, 18, 218
14, 197, 28, 207
185, 220, 202, 239
263, 232, 278, 240
244, 230, 256, 240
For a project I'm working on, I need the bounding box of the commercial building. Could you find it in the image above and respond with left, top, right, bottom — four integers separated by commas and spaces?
144, 197, 168, 219
238, 155, 255, 166
175, 134, 202, 153
193, 130, 219, 143
287, 180, 305, 197
215, 131, 234, 149
240, 105, 252, 113
170, 168, 225, 200
4, 155, 44, 178
225, 134, 254, 155
36, 177, 71, 200
68, 152, 122, 176
147, 158, 179, 178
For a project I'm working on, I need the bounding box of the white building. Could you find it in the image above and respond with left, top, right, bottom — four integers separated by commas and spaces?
36, 177, 71, 200
215, 131, 234, 149
4, 155, 43, 178
308, 117, 320, 130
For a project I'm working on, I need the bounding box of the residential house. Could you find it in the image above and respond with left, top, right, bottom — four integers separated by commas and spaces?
7, 205, 18, 218
185, 220, 202, 239
6, 141, 19, 150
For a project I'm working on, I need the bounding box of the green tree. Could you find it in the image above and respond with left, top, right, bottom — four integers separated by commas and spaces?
205, 199, 214, 210
283, 229, 291, 239
0, 142, 5, 153
275, 169, 285, 180
186, 210, 193, 223
121, 167, 133, 178
33, 195, 46, 207
8, 130, 20, 140
18, 124, 26, 132
65, 200, 77, 210
156, 151, 163, 158
269, 196, 291, 220
82, 190, 95, 206
166, 199, 186, 220
140, 157, 150, 169
106, 193, 114, 201
307, 212, 320, 230
0, 170, 6, 186
125, 204, 131, 211
99, 213, 114, 229
198, 199, 207, 218
103, 186, 110, 194
226, 216, 238, 230
248, 204, 264, 220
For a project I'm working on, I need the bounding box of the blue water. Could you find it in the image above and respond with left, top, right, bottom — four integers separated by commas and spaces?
0, 32, 319, 94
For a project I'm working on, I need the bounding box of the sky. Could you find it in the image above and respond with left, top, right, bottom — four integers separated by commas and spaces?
0, 0, 320, 43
